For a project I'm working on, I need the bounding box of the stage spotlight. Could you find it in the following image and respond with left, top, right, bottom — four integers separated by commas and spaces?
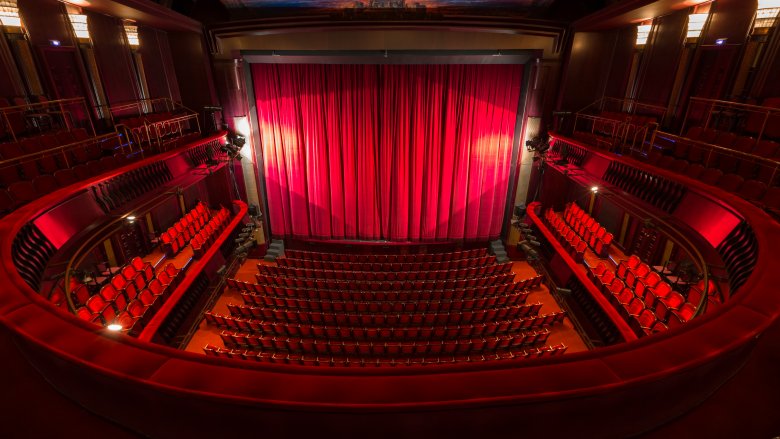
107, 324, 123, 331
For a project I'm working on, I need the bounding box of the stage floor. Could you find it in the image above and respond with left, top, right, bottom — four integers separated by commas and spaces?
184, 254, 588, 356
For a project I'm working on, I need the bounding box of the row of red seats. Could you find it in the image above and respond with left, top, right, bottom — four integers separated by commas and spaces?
228, 275, 541, 300
226, 302, 543, 326
543, 208, 587, 262
159, 202, 210, 256
563, 203, 614, 257
74, 259, 181, 331
219, 328, 551, 356
239, 290, 529, 313
276, 254, 498, 272
589, 255, 701, 335
0, 131, 125, 186
191, 207, 231, 258
0, 95, 64, 139
233, 283, 530, 303
284, 248, 488, 263
204, 311, 566, 340
649, 151, 780, 200
652, 127, 780, 185
683, 126, 779, 162
254, 273, 516, 291
259, 263, 512, 282
203, 343, 567, 366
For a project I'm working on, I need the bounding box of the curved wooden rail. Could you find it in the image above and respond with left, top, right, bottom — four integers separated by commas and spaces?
0, 132, 779, 437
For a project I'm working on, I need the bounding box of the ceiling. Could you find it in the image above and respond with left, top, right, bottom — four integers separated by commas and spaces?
159, 0, 619, 24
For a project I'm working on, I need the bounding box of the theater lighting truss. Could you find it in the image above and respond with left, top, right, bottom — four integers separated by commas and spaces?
124, 23, 139, 47
0, 0, 22, 28
68, 13, 90, 40
686, 13, 709, 40
636, 23, 652, 46
755, 0, 780, 30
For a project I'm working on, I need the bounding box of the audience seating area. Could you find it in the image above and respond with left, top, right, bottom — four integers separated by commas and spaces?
204, 248, 566, 366
0, 129, 128, 215
191, 207, 231, 258
73, 257, 182, 332
648, 127, 780, 211
542, 205, 613, 262
159, 202, 211, 256
562, 203, 613, 257
588, 255, 707, 336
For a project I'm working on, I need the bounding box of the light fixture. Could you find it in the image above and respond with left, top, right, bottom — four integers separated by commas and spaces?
590, 186, 599, 193
126, 215, 136, 222
124, 23, 139, 47
0, 0, 21, 28
755, 0, 780, 29
68, 13, 90, 40
107, 323, 123, 331
636, 24, 652, 46
686, 13, 709, 39
50, 39, 61, 46
715, 38, 728, 45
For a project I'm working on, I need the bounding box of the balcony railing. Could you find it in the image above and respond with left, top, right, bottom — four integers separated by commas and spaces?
0, 97, 96, 142
682, 97, 780, 142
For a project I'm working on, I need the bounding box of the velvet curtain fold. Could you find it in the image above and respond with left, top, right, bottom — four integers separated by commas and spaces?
252, 63, 523, 241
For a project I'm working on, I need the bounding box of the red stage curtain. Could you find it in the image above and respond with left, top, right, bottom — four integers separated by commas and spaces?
252, 64, 523, 241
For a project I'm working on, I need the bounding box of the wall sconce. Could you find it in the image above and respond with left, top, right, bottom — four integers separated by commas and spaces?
755, 0, 780, 30
0, 0, 22, 29
68, 13, 90, 40
636, 23, 652, 46
124, 24, 139, 47
686, 13, 709, 40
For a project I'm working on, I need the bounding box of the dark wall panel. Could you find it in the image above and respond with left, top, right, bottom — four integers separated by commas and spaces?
703, 0, 756, 46
139, 27, 180, 101
88, 12, 139, 104
168, 31, 216, 112
604, 27, 635, 99
559, 31, 618, 112
17, 0, 72, 48
637, 10, 687, 105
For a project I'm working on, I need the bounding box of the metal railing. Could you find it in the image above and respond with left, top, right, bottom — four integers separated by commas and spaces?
573, 97, 662, 156
1, 97, 96, 142
100, 98, 195, 125
0, 133, 123, 174
120, 113, 201, 154
579, 96, 667, 122
652, 130, 780, 186
681, 97, 780, 142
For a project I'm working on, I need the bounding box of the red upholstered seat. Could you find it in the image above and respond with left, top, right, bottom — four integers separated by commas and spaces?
698, 168, 723, 186
9, 181, 37, 203
738, 180, 767, 202
715, 173, 744, 192
636, 309, 658, 334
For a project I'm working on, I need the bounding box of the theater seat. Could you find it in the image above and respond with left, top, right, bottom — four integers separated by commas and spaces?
686, 164, 705, 180
759, 186, 780, 210
0, 189, 12, 214
738, 180, 767, 202
0, 165, 21, 187
715, 174, 744, 192
33, 175, 59, 194
8, 181, 36, 204
698, 168, 723, 186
